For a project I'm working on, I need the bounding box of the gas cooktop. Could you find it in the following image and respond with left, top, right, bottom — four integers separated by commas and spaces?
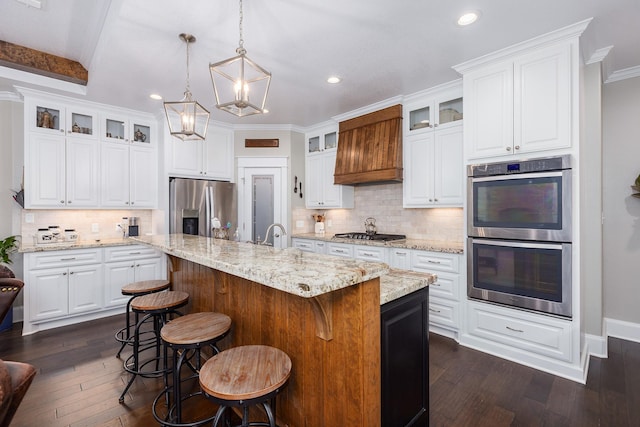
333, 232, 406, 241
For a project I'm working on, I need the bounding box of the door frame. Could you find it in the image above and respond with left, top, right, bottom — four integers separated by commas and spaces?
237, 157, 289, 248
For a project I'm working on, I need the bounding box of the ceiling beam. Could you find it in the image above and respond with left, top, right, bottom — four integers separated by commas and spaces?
0, 40, 88, 86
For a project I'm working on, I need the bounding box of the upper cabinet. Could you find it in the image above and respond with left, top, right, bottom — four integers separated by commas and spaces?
19, 88, 158, 209
304, 124, 354, 209
454, 24, 584, 161
403, 82, 464, 208
405, 84, 463, 135
168, 127, 234, 181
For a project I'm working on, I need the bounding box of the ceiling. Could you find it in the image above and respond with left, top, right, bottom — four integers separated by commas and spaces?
1, 0, 639, 128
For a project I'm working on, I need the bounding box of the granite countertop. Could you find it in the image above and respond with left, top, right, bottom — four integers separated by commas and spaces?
292, 232, 464, 254
19, 237, 138, 253
131, 234, 434, 303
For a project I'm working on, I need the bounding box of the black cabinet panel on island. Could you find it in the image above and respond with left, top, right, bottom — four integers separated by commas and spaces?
381, 287, 429, 427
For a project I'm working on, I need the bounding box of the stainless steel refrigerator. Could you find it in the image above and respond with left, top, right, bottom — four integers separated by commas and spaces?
169, 177, 237, 238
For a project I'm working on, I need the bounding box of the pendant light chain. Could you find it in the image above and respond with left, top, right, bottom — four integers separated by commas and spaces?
185, 37, 191, 94
237, 0, 245, 54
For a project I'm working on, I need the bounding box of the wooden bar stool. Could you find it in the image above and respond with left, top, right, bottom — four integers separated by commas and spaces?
119, 290, 189, 404
152, 312, 232, 427
115, 279, 171, 358
199, 345, 292, 427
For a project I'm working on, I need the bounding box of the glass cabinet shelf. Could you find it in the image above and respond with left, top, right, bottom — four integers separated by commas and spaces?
438, 98, 463, 125
36, 106, 61, 131
409, 106, 431, 130
105, 118, 126, 140
308, 136, 321, 153
324, 132, 337, 150
71, 112, 94, 135
132, 123, 150, 143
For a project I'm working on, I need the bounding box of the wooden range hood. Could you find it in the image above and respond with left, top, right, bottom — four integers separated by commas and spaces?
334, 104, 403, 185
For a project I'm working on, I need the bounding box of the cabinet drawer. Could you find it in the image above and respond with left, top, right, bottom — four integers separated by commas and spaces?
353, 246, 388, 263
411, 251, 459, 273
314, 241, 327, 254
427, 271, 460, 301
428, 297, 459, 330
104, 245, 161, 261
292, 239, 315, 253
27, 248, 102, 269
467, 301, 572, 362
327, 243, 353, 258
389, 248, 411, 270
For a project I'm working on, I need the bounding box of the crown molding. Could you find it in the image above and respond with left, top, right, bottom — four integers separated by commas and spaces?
605, 65, 640, 84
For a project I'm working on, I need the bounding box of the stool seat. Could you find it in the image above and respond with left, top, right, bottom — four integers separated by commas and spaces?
200, 345, 291, 401
161, 312, 232, 346
132, 291, 189, 312
121, 279, 170, 295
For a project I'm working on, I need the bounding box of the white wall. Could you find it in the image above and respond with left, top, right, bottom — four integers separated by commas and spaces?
602, 76, 640, 324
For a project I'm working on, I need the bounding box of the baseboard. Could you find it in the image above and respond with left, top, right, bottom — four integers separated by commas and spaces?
604, 317, 640, 343
584, 332, 607, 358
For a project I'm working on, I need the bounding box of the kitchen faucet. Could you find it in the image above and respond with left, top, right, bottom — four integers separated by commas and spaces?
261, 223, 287, 245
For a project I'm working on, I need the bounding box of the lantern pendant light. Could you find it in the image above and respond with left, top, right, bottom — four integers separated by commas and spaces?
209, 0, 271, 117
164, 33, 210, 140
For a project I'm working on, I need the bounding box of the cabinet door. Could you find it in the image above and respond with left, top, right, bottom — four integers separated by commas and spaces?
169, 139, 203, 177
204, 129, 233, 180
389, 248, 411, 270
103, 260, 137, 307
28, 267, 69, 321
30, 102, 66, 134
129, 146, 157, 208
464, 61, 514, 159
101, 142, 130, 207
134, 258, 163, 282
305, 155, 324, 207
321, 151, 342, 207
68, 264, 103, 314
433, 126, 463, 206
514, 43, 572, 153
66, 138, 100, 207
26, 133, 66, 208
403, 134, 434, 207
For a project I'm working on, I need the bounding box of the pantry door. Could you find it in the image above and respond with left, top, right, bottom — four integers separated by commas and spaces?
237, 157, 288, 249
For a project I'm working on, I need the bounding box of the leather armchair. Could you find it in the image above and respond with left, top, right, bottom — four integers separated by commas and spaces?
0, 359, 37, 427
0, 278, 23, 325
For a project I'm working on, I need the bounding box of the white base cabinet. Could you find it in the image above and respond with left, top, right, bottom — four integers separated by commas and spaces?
23, 245, 166, 335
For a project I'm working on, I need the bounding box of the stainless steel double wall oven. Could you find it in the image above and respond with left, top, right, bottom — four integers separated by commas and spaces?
467, 155, 572, 317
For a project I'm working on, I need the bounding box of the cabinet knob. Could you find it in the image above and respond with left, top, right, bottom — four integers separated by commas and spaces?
131, 202, 135, 205
69, 271, 74, 275
60, 200, 65, 204
506, 146, 512, 151
429, 199, 433, 202
514, 145, 520, 150
68, 200, 72, 204
60, 129, 64, 133
63, 272, 67, 276
125, 201, 129, 205
433, 123, 438, 128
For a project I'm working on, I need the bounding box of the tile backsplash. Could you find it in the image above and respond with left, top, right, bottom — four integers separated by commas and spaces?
20, 209, 154, 245
292, 183, 464, 242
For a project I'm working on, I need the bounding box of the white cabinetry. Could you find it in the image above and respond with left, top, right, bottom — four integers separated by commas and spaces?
326, 242, 353, 258
403, 82, 464, 208
25, 249, 103, 323
24, 97, 100, 208
353, 245, 388, 263
305, 125, 354, 209
291, 238, 327, 254
23, 245, 166, 335
103, 245, 165, 307
403, 127, 463, 208
101, 142, 157, 208
460, 41, 573, 160
168, 127, 234, 181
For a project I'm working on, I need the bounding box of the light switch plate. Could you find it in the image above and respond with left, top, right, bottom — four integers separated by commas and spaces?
296, 220, 304, 228
24, 213, 34, 223
91, 223, 99, 233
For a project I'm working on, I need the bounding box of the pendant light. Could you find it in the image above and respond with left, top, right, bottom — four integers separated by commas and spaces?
164, 33, 210, 140
209, 0, 271, 117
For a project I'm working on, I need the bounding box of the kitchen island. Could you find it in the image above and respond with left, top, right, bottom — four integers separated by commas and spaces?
132, 234, 434, 426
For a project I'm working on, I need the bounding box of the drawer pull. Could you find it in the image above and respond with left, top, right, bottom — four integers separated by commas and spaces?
506, 326, 524, 333
396, 252, 407, 257
60, 257, 77, 261
429, 308, 441, 313
363, 252, 374, 257
427, 260, 441, 264
431, 282, 441, 287
129, 252, 142, 255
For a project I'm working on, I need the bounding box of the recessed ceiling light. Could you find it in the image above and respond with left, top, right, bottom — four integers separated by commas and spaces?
327, 76, 341, 84
149, 94, 162, 100
457, 11, 480, 26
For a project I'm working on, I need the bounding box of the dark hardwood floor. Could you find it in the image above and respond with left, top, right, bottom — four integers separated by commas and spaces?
1, 314, 639, 426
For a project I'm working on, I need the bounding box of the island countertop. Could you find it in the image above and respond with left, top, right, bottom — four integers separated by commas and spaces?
132, 233, 395, 299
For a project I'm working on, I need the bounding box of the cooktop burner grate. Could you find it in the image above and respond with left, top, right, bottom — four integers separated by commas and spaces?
333, 232, 406, 241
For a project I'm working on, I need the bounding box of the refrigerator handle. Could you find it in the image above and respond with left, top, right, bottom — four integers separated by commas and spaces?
205, 186, 211, 237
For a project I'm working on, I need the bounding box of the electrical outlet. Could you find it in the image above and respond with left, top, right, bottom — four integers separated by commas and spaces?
327, 219, 332, 227
25, 213, 34, 223
115, 223, 122, 231
296, 220, 304, 228
91, 223, 99, 233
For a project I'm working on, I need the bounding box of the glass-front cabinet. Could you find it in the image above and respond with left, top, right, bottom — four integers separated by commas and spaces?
102, 113, 153, 146
404, 81, 463, 134
31, 101, 98, 139
306, 124, 338, 154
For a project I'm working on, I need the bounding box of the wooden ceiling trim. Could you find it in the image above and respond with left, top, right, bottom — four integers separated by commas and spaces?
0, 40, 88, 86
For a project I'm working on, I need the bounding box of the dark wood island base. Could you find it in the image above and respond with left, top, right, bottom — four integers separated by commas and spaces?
168, 255, 382, 427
